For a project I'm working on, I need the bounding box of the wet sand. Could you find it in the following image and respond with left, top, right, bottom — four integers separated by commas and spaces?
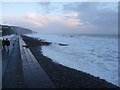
21, 35, 118, 88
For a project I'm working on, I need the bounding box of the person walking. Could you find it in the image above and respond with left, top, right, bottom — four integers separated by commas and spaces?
2, 39, 6, 50
5, 38, 10, 52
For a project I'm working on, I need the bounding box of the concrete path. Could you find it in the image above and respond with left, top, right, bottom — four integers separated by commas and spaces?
2, 35, 55, 88
2, 35, 17, 76
2, 36, 24, 88
19, 37, 55, 88
0, 49, 2, 90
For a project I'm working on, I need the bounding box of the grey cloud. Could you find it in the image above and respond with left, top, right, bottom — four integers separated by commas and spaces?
37, 2, 51, 14
38, 2, 51, 8
37, 2, 58, 14
64, 2, 118, 34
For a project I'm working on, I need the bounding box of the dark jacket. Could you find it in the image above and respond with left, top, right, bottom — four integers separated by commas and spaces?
5, 40, 10, 46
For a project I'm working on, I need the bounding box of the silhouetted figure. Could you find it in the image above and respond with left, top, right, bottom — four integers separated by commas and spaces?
2, 39, 6, 50
5, 38, 10, 52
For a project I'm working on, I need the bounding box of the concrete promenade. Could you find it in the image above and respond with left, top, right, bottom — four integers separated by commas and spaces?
2, 36, 55, 88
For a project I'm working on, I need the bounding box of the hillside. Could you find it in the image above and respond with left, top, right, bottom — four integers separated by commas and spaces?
1, 25, 33, 36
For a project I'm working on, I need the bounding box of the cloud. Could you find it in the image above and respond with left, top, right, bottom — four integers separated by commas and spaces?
25, 13, 48, 27
2, 16, 40, 30
38, 2, 51, 9
2, 2, 118, 34
64, 13, 78, 17
63, 2, 118, 34
25, 12, 83, 27
37, 2, 55, 14
2, 12, 96, 34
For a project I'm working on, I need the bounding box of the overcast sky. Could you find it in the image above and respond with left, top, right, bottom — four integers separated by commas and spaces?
1, 2, 118, 34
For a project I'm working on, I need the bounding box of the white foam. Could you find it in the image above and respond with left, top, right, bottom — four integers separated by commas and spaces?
26, 33, 119, 86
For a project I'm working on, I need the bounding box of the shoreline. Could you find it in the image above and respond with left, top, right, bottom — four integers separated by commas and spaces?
21, 35, 118, 88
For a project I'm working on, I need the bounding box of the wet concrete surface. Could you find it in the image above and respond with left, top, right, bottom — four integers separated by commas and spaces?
19, 37, 55, 88
2, 36, 55, 88
2, 36, 18, 76
2, 36, 24, 88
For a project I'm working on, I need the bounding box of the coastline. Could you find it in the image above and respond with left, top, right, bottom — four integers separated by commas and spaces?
21, 35, 118, 88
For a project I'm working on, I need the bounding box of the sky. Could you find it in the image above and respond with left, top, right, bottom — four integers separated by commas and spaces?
1, 1, 118, 34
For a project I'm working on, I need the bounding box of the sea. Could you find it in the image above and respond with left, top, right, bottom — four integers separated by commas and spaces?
26, 33, 120, 86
